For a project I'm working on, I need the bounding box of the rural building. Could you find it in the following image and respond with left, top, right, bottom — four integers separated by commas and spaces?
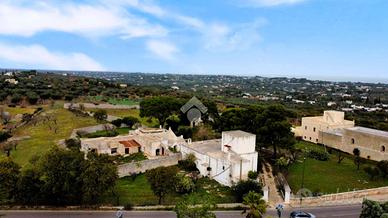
298, 110, 355, 144
322, 127, 388, 161
179, 130, 258, 186
81, 127, 186, 157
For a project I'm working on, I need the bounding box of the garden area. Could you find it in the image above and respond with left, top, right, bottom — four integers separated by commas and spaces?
104, 173, 236, 206
287, 141, 388, 194
88, 108, 159, 127
10, 105, 98, 167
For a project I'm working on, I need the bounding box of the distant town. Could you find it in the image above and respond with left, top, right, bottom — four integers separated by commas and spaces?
0, 69, 387, 218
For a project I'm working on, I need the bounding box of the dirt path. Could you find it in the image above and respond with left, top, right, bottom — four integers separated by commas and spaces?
262, 162, 284, 207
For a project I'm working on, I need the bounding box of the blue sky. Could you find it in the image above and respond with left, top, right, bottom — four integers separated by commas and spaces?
0, 0, 387, 82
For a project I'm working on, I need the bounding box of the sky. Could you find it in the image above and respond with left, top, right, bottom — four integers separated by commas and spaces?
0, 0, 387, 83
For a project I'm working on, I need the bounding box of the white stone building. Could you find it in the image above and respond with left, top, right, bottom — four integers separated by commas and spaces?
179, 130, 258, 186
81, 127, 186, 157
296, 110, 355, 144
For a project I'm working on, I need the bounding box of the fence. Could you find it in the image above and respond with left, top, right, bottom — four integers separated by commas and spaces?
289, 186, 388, 206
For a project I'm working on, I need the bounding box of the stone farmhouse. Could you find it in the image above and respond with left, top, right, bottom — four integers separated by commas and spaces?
81, 127, 186, 157
179, 130, 258, 186
81, 127, 259, 186
322, 127, 388, 161
296, 110, 355, 144
297, 110, 388, 161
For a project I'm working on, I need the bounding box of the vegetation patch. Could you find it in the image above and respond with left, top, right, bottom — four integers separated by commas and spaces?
10, 107, 98, 167
86, 96, 140, 106
105, 174, 235, 206
287, 141, 388, 194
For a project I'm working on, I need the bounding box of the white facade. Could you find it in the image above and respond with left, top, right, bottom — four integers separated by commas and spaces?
81, 127, 186, 157
180, 130, 258, 186
297, 110, 355, 144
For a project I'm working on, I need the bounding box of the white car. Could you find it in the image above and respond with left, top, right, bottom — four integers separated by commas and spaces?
290, 211, 316, 218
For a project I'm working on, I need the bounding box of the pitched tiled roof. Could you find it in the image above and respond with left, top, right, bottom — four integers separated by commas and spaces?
119, 139, 141, 148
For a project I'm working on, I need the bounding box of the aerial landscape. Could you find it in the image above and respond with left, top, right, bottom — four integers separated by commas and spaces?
1, 0, 388, 218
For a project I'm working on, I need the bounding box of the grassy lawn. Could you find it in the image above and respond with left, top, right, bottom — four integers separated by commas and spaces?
88, 109, 159, 127
287, 141, 388, 194
10, 107, 98, 167
117, 127, 131, 135
1, 106, 36, 116
105, 174, 235, 206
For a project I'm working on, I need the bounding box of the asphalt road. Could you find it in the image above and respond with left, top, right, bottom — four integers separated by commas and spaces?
0, 204, 362, 218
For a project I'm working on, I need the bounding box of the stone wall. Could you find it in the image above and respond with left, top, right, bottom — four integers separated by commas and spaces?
289, 186, 388, 207
64, 103, 139, 110
117, 153, 182, 177
342, 129, 388, 161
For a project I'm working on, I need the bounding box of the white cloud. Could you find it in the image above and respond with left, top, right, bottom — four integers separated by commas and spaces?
146, 40, 178, 61
0, 43, 105, 71
0, 1, 167, 38
240, 0, 307, 7
203, 19, 266, 51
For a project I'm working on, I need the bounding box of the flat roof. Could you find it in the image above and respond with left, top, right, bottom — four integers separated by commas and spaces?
223, 130, 255, 138
185, 139, 248, 163
322, 128, 344, 136
347, 127, 388, 138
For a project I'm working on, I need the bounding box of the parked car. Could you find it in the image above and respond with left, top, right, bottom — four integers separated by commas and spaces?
290, 211, 316, 218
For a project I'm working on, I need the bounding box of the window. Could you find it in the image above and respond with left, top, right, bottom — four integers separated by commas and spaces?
313, 127, 316, 132
138, 147, 142, 152
382, 146, 386, 152
305, 126, 307, 130
111, 148, 117, 154
351, 138, 355, 144
316, 139, 318, 142
156, 149, 160, 156
125, 148, 129, 154
222, 166, 225, 170
304, 136, 306, 139
309, 137, 312, 140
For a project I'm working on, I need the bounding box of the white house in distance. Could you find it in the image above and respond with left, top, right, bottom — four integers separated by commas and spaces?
180, 130, 258, 187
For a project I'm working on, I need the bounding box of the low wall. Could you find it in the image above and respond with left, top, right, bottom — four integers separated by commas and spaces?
289, 186, 388, 207
70, 124, 115, 138
64, 103, 139, 110
117, 153, 182, 177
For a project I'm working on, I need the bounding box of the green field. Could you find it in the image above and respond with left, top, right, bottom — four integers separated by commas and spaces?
287, 141, 388, 194
104, 174, 235, 206
10, 107, 98, 167
86, 96, 139, 106
1, 106, 36, 116
89, 109, 159, 127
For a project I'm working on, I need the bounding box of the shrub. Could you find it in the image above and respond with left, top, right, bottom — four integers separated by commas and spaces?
175, 173, 195, 194
248, 171, 258, 180
111, 119, 123, 127
308, 149, 329, 161
0, 131, 12, 143
378, 161, 388, 178
121, 116, 139, 128
124, 202, 133, 210
232, 180, 262, 202
65, 138, 81, 150
275, 157, 290, 172
93, 109, 107, 122
364, 166, 380, 180
178, 153, 198, 172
